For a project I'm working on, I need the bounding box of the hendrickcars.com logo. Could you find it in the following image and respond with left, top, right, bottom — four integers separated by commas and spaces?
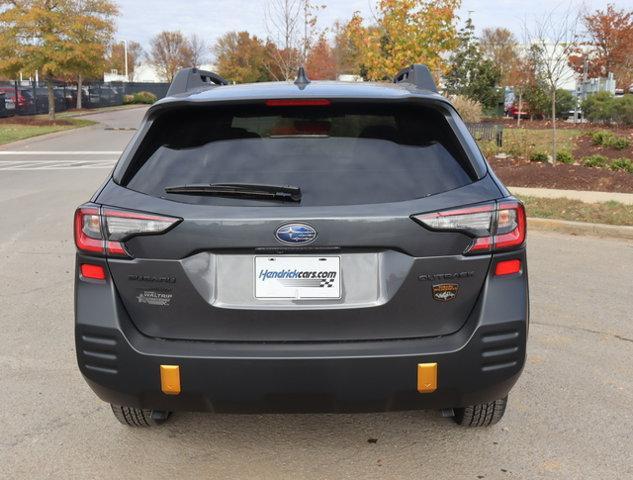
258, 269, 337, 288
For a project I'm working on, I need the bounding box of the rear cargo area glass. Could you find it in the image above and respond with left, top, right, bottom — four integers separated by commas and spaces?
123, 104, 474, 206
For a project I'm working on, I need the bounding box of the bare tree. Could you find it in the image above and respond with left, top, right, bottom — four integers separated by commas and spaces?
149, 31, 194, 82
263, 0, 323, 81
524, 5, 580, 163
189, 34, 207, 68
264, 0, 302, 80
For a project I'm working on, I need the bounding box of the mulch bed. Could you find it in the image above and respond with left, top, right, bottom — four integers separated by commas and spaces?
489, 156, 633, 193
573, 133, 633, 161
0, 116, 75, 127
485, 119, 633, 193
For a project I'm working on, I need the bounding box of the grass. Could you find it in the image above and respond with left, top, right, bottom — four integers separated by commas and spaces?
480, 128, 580, 159
0, 118, 95, 145
519, 195, 633, 226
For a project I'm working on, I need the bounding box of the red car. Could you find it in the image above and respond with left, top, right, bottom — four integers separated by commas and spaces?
0, 86, 36, 115
506, 103, 530, 119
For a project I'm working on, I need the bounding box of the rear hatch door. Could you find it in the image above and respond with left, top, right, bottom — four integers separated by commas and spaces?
101, 99, 500, 342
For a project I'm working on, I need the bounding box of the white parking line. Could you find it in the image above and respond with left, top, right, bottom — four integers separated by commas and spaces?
0, 151, 122, 155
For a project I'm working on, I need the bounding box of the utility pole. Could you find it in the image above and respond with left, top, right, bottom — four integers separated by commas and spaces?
582, 56, 589, 95
123, 40, 129, 81
303, 0, 309, 64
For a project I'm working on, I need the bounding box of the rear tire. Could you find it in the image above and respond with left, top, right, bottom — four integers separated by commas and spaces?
453, 396, 507, 427
110, 404, 171, 427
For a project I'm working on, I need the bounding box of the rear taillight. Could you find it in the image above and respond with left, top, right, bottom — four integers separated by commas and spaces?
412, 199, 526, 255
74, 205, 180, 258
74, 207, 103, 253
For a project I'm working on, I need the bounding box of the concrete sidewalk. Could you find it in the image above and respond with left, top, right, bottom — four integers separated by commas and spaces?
509, 186, 633, 205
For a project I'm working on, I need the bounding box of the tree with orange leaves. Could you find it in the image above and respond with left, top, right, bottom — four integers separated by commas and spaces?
344, 0, 460, 81
568, 4, 633, 88
0, 0, 118, 117
306, 36, 337, 80
65, 0, 119, 109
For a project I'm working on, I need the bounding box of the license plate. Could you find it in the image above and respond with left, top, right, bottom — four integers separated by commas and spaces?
255, 256, 340, 299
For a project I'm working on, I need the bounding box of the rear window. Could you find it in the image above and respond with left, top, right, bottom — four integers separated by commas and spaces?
122, 103, 476, 207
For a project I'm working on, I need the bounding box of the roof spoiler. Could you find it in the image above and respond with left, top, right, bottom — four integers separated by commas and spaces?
393, 64, 437, 93
166, 67, 229, 96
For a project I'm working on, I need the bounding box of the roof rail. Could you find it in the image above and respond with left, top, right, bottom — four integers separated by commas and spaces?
393, 64, 437, 93
166, 67, 229, 96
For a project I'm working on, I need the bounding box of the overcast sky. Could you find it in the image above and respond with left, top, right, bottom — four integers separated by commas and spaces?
115, 0, 628, 58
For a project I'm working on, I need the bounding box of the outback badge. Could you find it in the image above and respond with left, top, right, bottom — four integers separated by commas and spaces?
432, 283, 459, 302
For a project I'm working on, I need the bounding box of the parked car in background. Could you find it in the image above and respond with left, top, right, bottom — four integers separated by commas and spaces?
63, 86, 90, 109
54, 88, 68, 112
33, 87, 48, 114
88, 85, 122, 107
4, 93, 15, 116
33, 87, 68, 114
0, 86, 35, 115
562, 108, 583, 120
506, 103, 530, 119
0, 92, 8, 118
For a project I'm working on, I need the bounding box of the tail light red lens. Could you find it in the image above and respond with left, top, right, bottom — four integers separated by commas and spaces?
495, 259, 522, 276
80, 264, 106, 280
74, 206, 180, 258
412, 199, 526, 255
102, 209, 180, 242
74, 207, 103, 253
494, 201, 527, 250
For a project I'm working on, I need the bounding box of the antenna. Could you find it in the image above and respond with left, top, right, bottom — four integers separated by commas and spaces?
294, 66, 310, 88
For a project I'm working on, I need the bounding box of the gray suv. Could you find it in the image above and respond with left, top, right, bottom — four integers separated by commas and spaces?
74, 65, 528, 428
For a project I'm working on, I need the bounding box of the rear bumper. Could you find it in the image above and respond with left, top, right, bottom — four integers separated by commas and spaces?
78, 321, 525, 413
75, 247, 528, 413
76, 258, 527, 413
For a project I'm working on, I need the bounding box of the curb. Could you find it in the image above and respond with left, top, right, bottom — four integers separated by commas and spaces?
528, 217, 633, 241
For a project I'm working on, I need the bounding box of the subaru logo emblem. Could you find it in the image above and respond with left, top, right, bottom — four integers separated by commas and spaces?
275, 223, 317, 245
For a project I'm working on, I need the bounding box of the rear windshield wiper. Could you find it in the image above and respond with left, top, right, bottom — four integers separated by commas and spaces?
164, 183, 302, 202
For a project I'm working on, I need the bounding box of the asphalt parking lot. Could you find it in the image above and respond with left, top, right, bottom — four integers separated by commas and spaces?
0, 108, 632, 479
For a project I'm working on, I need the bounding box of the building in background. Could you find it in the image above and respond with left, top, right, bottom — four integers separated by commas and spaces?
104, 63, 217, 83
